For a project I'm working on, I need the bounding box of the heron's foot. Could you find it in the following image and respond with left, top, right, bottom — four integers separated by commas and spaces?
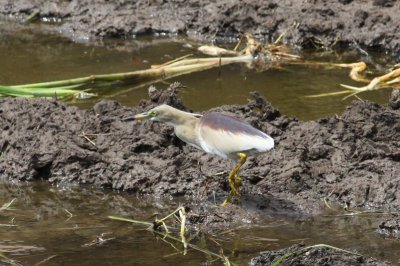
221, 190, 241, 206
222, 176, 242, 206
221, 192, 233, 206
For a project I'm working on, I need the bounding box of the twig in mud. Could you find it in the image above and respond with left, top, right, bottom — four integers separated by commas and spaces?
329, 35, 341, 49
215, 171, 228, 176
274, 22, 299, 44
25, 11, 40, 23
79, 133, 112, 136
352, 40, 369, 57
79, 132, 96, 146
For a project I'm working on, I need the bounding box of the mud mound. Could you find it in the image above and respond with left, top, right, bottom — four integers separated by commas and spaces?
250, 244, 391, 266
377, 215, 400, 239
1, 1, 400, 53
1, 86, 400, 217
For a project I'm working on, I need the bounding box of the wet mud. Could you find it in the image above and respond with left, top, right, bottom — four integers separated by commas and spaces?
377, 215, 400, 239
1, 85, 399, 213
1, 86, 399, 264
1, 0, 400, 54
250, 243, 391, 266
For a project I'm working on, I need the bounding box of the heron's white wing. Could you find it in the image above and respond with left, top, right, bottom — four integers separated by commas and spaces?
198, 113, 274, 158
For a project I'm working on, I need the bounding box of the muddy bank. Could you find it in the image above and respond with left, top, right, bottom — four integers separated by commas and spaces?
1, 85, 399, 217
250, 244, 391, 266
1, 1, 400, 54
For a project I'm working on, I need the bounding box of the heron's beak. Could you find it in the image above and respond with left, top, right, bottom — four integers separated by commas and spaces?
121, 112, 150, 122
133, 112, 150, 121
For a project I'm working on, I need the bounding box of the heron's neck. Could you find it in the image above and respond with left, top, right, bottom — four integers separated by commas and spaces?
169, 109, 199, 126
172, 111, 201, 149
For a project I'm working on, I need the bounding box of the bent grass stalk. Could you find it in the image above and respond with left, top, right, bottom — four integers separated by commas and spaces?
0, 34, 296, 100
108, 210, 235, 266
0, 55, 253, 99
303, 62, 400, 99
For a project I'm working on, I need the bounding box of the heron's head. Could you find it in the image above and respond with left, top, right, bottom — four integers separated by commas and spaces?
133, 104, 180, 123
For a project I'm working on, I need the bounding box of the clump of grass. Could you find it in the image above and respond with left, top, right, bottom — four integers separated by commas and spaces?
109, 206, 235, 266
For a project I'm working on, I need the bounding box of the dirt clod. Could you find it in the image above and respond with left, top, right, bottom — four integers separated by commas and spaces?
389, 89, 400, 110
377, 215, 400, 239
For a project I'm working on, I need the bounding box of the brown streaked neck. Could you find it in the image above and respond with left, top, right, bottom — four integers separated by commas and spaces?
166, 108, 199, 126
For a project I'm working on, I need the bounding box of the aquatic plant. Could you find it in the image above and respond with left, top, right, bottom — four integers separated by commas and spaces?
109, 207, 235, 266
0, 34, 297, 100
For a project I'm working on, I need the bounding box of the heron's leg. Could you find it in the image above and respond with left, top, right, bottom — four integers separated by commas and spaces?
233, 153, 246, 189
222, 153, 247, 206
234, 175, 242, 189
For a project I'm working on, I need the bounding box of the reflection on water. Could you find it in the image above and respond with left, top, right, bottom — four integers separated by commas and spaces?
0, 181, 399, 265
0, 21, 394, 121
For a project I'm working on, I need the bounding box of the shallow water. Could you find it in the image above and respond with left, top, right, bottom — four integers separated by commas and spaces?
1, 22, 399, 265
1, 181, 400, 265
0, 22, 394, 121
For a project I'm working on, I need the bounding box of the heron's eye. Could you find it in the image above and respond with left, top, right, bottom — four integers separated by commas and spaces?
148, 111, 157, 117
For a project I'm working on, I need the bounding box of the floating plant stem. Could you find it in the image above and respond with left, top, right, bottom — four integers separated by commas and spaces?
0, 34, 299, 100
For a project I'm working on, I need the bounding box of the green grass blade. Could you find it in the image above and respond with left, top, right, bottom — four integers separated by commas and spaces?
0, 85, 86, 98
